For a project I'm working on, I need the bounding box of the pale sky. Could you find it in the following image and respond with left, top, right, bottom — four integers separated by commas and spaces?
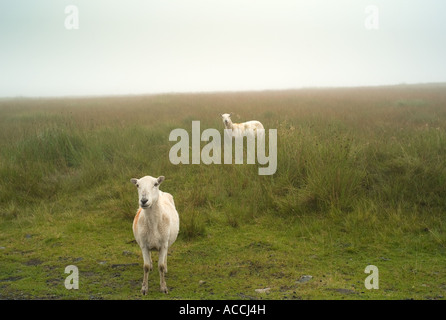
0, 0, 445, 97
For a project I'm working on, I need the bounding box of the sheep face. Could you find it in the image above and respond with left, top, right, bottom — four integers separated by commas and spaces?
130, 175, 165, 208
221, 113, 233, 127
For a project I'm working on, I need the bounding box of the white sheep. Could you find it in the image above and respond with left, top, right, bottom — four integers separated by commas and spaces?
130, 175, 179, 294
220, 113, 265, 139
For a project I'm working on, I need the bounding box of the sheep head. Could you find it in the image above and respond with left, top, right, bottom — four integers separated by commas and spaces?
130, 175, 165, 208
221, 113, 234, 128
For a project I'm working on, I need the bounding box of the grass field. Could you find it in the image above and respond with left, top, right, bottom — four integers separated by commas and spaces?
1, 84, 446, 300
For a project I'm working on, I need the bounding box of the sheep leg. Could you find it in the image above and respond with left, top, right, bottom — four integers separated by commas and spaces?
141, 247, 152, 295
158, 244, 169, 294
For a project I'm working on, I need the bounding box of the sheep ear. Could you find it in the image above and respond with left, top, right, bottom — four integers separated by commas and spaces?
130, 178, 138, 185
157, 176, 165, 185
230, 112, 234, 116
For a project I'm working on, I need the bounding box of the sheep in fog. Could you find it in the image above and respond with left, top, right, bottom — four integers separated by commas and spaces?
130, 175, 179, 294
220, 113, 265, 139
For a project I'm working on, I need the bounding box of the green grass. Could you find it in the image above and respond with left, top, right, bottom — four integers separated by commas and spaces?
1, 85, 446, 299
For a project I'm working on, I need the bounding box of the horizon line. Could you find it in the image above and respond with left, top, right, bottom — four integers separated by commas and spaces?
1, 82, 446, 100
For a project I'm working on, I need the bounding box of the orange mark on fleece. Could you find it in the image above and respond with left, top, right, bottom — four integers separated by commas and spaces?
133, 208, 142, 232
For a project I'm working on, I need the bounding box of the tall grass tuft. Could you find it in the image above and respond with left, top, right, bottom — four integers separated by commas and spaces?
1, 86, 446, 236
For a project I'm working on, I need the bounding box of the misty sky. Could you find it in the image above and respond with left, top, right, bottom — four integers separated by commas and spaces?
0, 0, 445, 97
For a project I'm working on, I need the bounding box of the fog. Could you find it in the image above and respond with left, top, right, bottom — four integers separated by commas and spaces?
1, 0, 445, 97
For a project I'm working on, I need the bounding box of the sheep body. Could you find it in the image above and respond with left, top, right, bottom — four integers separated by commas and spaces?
221, 113, 264, 138
131, 175, 179, 294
